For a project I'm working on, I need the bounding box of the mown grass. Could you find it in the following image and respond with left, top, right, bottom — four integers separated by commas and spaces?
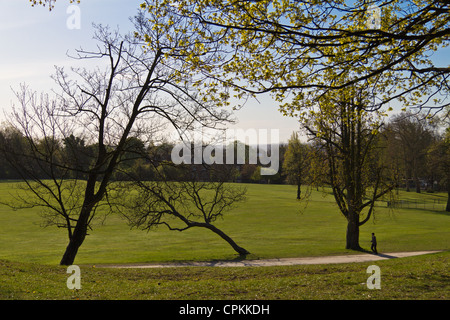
0, 181, 448, 301
0, 182, 448, 265
0, 251, 448, 300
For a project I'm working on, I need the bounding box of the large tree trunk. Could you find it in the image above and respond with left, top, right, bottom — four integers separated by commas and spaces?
60, 204, 93, 265
346, 210, 361, 250
445, 186, 450, 212
414, 172, 421, 193
60, 235, 84, 266
60, 176, 101, 265
445, 176, 450, 212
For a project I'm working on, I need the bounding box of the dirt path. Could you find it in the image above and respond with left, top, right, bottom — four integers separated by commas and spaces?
99, 250, 442, 269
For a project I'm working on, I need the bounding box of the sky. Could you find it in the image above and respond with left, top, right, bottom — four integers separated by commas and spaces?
0, 0, 301, 144
0, 1, 448, 144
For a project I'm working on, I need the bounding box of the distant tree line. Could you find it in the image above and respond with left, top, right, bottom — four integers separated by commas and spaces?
1, 111, 448, 196
282, 111, 450, 210
0, 130, 276, 183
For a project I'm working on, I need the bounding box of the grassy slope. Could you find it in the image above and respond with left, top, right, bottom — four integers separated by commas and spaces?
0, 251, 448, 300
0, 181, 448, 300
0, 182, 448, 265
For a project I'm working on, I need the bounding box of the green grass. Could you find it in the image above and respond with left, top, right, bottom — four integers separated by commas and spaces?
0, 251, 448, 300
0, 181, 448, 300
0, 182, 448, 265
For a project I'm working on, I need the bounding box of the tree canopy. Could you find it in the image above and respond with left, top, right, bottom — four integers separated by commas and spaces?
144, 0, 449, 115
29, 0, 80, 11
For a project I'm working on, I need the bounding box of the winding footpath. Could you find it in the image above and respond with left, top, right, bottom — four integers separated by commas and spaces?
99, 250, 442, 269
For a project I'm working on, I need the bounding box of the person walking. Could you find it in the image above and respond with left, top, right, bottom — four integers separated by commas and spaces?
371, 233, 378, 254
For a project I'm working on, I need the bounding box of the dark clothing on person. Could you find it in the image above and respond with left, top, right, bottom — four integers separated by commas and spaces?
371, 234, 378, 254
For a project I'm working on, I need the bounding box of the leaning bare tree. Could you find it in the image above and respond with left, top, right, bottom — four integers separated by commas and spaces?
118, 162, 249, 256
1, 8, 232, 265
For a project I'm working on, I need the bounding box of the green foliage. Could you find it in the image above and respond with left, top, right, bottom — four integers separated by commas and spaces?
147, 1, 449, 112
283, 132, 306, 183
301, 86, 396, 243
282, 132, 311, 199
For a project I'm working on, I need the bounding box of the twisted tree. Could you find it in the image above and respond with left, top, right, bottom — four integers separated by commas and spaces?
2, 8, 232, 265
119, 163, 249, 256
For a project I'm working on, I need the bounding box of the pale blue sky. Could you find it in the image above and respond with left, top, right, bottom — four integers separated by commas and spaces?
0, 0, 300, 143
0, 1, 144, 119
0, 1, 448, 143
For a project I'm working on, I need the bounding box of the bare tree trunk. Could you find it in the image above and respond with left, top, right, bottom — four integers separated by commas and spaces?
446, 190, 450, 212
446, 178, 450, 212
60, 200, 95, 265
414, 165, 421, 193
346, 211, 361, 250
59, 167, 106, 265
194, 222, 249, 256
60, 234, 84, 266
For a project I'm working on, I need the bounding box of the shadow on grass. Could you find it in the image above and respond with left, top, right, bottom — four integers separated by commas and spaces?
376, 253, 399, 259
201, 253, 252, 266
352, 247, 399, 259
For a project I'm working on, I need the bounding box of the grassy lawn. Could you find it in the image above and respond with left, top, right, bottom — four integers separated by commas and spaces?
0, 182, 448, 265
0, 251, 448, 300
0, 181, 448, 301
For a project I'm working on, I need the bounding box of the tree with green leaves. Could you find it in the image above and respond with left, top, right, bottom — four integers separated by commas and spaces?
302, 86, 395, 250
427, 122, 450, 211
387, 112, 437, 193
282, 132, 310, 199
141, 0, 447, 250
148, 0, 449, 115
